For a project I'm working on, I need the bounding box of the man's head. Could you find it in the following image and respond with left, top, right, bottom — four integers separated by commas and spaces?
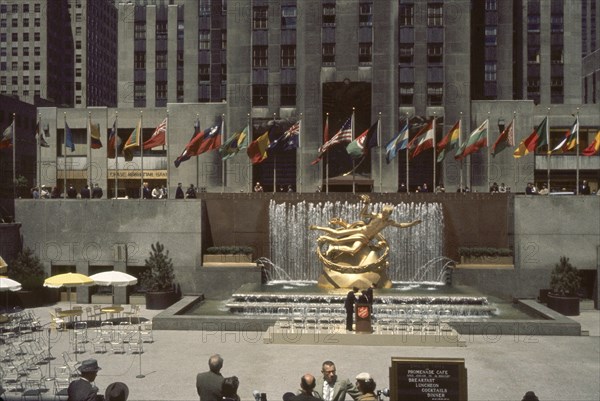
321, 361, 337, 384
78, 359, 101, 382
355, 372, 376, 394
208, 354, 223, 373
300, 373, 316, 393
352, 287, 359, 293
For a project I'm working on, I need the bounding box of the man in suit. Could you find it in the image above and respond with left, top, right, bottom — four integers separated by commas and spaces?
67, 359, 102, 401
175, 183, 185, 199
312, 361, 360, 401
344, 287, 358, 331
91, 184, 103, 199
196, 354, 224, 401
291, 374, 320, 401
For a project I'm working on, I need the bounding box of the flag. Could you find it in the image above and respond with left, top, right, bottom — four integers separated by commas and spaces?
550, 117, 578, 154
455, 119, 489, 160
385, 122, 409, 163
122, 119, 141, 161
35, 122, 49, 148
174, 119, 202, 168
513, 117, 548, 158
65, 122, 75, 152
89, 119, 102, 149
219, 125, 249, 160
410, 119, 435, 159
320, 117, 352, 153
311, 115, 332, 165
196, 122, 222, 155
346, 121, 378, 159
143, 118, 167, 150
0, 122, 13, 149
107, 120, 121, 159
280, 120, 301, 151
491, 119, 515, 157
247, 130, 271, 165
582, 129, 600, 156
437, 120, 460, 162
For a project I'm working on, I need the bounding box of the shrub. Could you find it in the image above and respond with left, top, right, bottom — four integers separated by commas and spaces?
140, 242, 175, 292
206, 246, 254, 255
9, 248, 46, 289
550, 256, 581, 296
458, 247, 513, 257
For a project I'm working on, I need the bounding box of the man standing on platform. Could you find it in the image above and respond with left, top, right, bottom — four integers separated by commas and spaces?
196, 354, 224, 401
313, 361, 360, 401
344, 287, 358, 331
67, 359, 102, 401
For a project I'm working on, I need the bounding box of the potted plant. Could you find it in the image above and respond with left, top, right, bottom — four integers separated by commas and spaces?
8, 248, 50, 307
203, 246, 255, 264
139, 242, 179, 310
547, 256, 581, 316
458, 247, 513, 265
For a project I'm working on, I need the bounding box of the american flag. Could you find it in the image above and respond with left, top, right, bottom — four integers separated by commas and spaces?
318, 117, 352, 154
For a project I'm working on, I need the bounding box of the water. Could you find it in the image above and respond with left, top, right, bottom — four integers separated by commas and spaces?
268, 200, 446, 282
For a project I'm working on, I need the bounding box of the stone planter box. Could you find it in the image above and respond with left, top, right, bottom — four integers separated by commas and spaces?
547, 293, 580, 316
129, 294, 146, 305
203, 254, 253, 264
91, 294, 113, 304
460, 255, 513, 265
145, 291, 179, 310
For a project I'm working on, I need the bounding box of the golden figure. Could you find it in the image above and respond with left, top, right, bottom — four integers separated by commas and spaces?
310, 195, 421, 289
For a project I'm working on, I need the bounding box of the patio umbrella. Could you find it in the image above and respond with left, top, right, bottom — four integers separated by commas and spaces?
0, 276, 22, 312
89, 271, 138, 303
43, 273, 95, 308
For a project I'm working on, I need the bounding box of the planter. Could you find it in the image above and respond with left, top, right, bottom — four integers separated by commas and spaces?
203, 254, 253, 264
460, 255, 513, 265
538, 289, 551, 304
91, 294, 114, 304
547, 293, 580, 316
129, 294, 146, 305
145, 291, 179, 310
14, 288, 53, 308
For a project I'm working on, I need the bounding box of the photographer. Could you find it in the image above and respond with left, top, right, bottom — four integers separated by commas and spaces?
354, 373, 376, 401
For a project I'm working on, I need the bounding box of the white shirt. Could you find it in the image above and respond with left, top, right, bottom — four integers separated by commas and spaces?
323, 381, 335, 401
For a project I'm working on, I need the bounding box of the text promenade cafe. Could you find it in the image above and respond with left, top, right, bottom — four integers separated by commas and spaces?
57, 125, 166, 198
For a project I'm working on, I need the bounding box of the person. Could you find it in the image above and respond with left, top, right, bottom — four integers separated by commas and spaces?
67, 184, 77, 199
221, 376, 240, 401
31, 187, 40, 199
81, 185, 91, 199
254, 182, 263, 192
313, 361, 360, 401
175, 183, 185, 199
291, 374, 320, 401
92, 184, 103, 199
344, 287, 358, 331
105, 382, 129, 401
361, 282, 375, 305
151, 186, 161, 199
489, 182, 499, 193
287, 185, 294, 192
186, 184, 197, 199
498, 183, 507, 193
525, 183, 536, 195
579, 180, 591, 195
398, 182, 407, 193
142, 182, 151, 199
521, 391, 539, 401
421, 183, 429, 192
40, 186, 50, 198
51, 186, 61, 198
160, 185, 168, 199
315, 186, 321, 193
538, 183, 549, 195
196, 354, 224, 401
67, 358, 102, 401
354, 373, 376, 401
310, 195, 421, 258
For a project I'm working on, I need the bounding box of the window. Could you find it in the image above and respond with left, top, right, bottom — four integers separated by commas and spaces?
134, 82, 146, 101
528, 14, 540, 32
527, 48, 540, 64
23, 76, 29, 85
485, 26, 497, 45
75, 41, 81, 50
551, 46, 563, 64
134, 22, 146, 40
322, 43, 335, 65
0, 19, 5, 28
485, 0, 497, 11
156, 52, 167, 70
359, 43, 372, 64
359, 2, 373, 26
221, 30, 227, 49
134, 52, 146, 69
23, 32, 29, 41
199, 31, 210, 50
399, 4, 414, 26
281, 45, 296, 68
75, 54, 81, 63
399, 84, 414, 105
12, 77, 17, 85
427, 43, 442, 64
23, 4, 29, 13
281, 84, 296, 106
427, 84, 443, 105
198, 64, 210, 81
252, 84, 268, 106
156, 81, 167, 100
76, 68, 81, 77
23, 18, 29, 27
323, 4, 335, 26
11, 47, 18, 56
11, 18, 17, 28
427, 4, 443, 27
484, 62, 496, 81
34, 47, 40, 56
253, 6, 268, 29
75, 26, 81, 36
11, 62, 18, 71
281, 6, 296, 30
177, 21, 184, 40
34, 62, 40, 70
34, 76, 40, 85
34, 4, 40, 13
253, 46, 268, 68
156, 21, 167, 39
34, 18, 40, 27
177, 51, 183, 69
11, 33, 17, 41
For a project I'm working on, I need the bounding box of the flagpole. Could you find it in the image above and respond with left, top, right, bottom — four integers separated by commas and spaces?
512, 111, 517, 193
406, 113, 410, 192
63, 112, 67, 199
351, 107, 356, 194
88, 112, 92, 191
247, 113, 252, 193
37, 114, 41, 192
432, 113, 437, 191
299, 113, 303, 193
546, 108, 550, 192
196, 113, 200, 190
273, 113, 277, 193
378, 112, 382, 193
115, 111, 119, 198
487, 111, 491, 192
11, 114, 16, 199
325, 113, 329, 194
166, 110, 170, 198
140, 111, 144, 199
575, 108, 580, 195
459, 112, 463, 191
221, 113, 225, 194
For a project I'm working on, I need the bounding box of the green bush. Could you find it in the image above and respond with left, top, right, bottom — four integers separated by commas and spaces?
140, 242, 175, 292
206, 246, 254, 255
550, 256, 581, 296
9, 248, 46, 289
458, 247, 513, 257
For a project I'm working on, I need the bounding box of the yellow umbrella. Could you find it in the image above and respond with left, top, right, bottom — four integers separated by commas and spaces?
44, 273, 95, 308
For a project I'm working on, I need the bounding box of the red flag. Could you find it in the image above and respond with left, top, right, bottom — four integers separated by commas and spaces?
143, 118, 167, 150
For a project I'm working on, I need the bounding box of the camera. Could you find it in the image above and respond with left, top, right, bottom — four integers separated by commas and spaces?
376, 388, 390, 400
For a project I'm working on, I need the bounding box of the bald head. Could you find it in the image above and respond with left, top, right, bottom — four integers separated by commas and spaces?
208, 354, 223, 373
300, 374, 316, 393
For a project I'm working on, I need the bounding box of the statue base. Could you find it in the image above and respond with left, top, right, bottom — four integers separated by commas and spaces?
318, 267, 392, 289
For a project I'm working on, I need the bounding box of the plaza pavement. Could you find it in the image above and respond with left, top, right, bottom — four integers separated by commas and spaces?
2, 301, 599, 401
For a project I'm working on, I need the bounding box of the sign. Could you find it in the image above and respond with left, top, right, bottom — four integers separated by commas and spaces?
108, 170, 167, 179
390, 358, 467, 401
355, 303, 372, 333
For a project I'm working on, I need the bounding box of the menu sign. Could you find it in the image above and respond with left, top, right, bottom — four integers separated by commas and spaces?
389, 358, 467, 401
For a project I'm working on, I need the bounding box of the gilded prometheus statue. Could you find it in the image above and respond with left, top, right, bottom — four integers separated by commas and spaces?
310, 195, 421, 289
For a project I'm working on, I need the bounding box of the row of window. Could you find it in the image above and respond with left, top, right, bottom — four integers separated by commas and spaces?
0, 76, 41, 85
399, 44, 443, 65
0, 3, 41, 13
399, 3, 444, 27
0, 31, 41, 42
0, 61, 43, 72
0, 17, 42, 28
